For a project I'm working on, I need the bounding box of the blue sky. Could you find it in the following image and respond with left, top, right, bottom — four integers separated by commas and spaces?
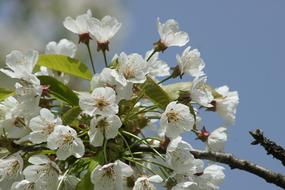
120, 0, 285, 189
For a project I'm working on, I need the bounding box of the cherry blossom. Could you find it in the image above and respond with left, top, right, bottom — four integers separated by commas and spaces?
47, 125, 85, 160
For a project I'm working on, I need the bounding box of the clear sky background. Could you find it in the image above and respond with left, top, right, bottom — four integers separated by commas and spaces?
119, 0, 285, 189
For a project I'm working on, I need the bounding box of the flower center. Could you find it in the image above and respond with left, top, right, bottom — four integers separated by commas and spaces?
97, 118, 109, 131
166, 110, 180, 123
123, 67, 135, 79
141, 179, 154, 190
63, 134, 74, 145
47, 123, 55, 134
103, 166, 115, 178
7, 160, 20, 176
95, 98, 110, 111
14, 117, 25, 128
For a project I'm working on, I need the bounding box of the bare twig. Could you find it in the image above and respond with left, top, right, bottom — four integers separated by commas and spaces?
133, 146, 285, 189
190, 150, 285, 189
249, 129, 285, 167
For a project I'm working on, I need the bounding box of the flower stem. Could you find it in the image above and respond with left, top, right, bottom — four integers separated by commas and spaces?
102, 50, 108, 67
118, 132, 134, 159
121, 130, 165, 160
103, 136, 108, 163
86, 44, 96, 74
146, 49, 157, 61
158, 75, 173, 84
123, 156, 156, 175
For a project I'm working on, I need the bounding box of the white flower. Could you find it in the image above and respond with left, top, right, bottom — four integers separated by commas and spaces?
11, 180, 34, 190
145, 50, 170, 80
0, 95, 40, 141
193, 165, 225, 190
89, 115, 122, 147
88, 15, 121, 44
157, 18, 189, 48
36, 66, 71, 84
58, 174, 80, 190
190, 76, 214, 107
90, 68, 133, 101
172, 181, 197, 190
28, 108, 62, 144
177, 47, 205, 77
91, 160, 133, 190
23, 155, 60, 190
63, 9, 92, 35
0, 50, 39, 85
207, 127, 227, 152
133, 175, 163, 190
47, 125, 85, 160
0, 97, 18, 128
45, 38, 77, 58
79, 87, 118, 116
14, 82, 42, 104
166, 137, 204, 175
213, 86, 239, 125
0, 153, 23, 189
160, 102, 194, 139
35, 39, 77, 85
115, 52, 149, 85
1, 96, 40, 140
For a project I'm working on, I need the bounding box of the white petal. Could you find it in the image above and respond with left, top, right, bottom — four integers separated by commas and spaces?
63, 17, 80, 34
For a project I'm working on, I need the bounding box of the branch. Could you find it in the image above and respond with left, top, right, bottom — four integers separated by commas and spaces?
134, 146, 285, 189
249, 129, 285, 167
190, 150, 285, 189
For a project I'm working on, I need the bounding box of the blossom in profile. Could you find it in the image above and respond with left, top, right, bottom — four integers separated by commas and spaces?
47, 125, 85, 160
160, 101, 194, 139
192, 164, 225, 190
90, 160, 133, 190
0, 96, 19, 129
133, 175, 163, 190
63, 10, 92, 44
36, 39, 77, 84
190, 76, 214, 108
145, 49, 170, 80
89, 115, 122, 147
0, 50, 39, 85
79, 87, 118, 116
207, 127, 227, 152
166, 136, 204, 175
176, 47, 205, 77
172, 181, 197, 190
45, 38, 77, 58
208, 85, 239, 125
88, 15, 121, 51
154, 18, 189, 52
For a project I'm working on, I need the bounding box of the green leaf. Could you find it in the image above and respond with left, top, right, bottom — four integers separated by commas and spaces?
37, 54, 92, 80
76, 153, 104, 190
76, 160, 98, 190
162, 81, 192, 100
62, 106, 81, 125
141, 77, 171, 109
38, 76, 79, 106
0, 88, 14, 101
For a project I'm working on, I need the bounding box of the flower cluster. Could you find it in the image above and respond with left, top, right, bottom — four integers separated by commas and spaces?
0, 10, 239, 190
